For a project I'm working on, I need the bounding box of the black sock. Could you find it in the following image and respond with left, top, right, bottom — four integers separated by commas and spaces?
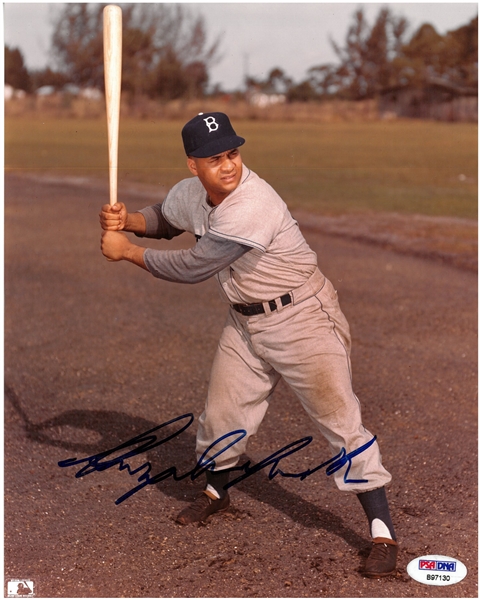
205, 469, 230, 499
357, 487, 396, 541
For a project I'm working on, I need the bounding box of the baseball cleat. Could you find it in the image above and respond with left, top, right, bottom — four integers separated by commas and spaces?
362, 537, 398, 578
176, 491, 230, 525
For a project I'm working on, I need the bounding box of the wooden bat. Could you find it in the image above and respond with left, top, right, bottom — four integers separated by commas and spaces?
103, 5, 122, 206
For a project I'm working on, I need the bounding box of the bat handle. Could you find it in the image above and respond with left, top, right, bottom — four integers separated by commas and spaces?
109, 153, 118, 207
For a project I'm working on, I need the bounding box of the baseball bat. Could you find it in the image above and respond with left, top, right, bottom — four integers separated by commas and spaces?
103, 5, 122, 206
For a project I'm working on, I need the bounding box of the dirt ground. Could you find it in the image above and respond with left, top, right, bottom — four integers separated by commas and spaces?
4, 173, 478, 598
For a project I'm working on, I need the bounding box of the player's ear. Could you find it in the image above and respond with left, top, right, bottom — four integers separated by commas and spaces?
187, 157, 198, 176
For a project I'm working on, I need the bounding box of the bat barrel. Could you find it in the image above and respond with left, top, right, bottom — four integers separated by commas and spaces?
103, 5, 122, 206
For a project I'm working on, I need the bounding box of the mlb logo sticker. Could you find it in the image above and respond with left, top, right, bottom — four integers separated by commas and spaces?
6, 580, 35, 598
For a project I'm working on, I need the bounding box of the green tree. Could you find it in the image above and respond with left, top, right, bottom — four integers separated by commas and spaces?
51, 3, 221, 100
448, 16, 478, 87
30, 67, 69, 91
306, 64, 341, 98
397, 16, 478, 89
265, 68, 292, 95
287, 80, 317, 102
5, 45, 31, 91
301, 7, 477, 101
329, 7, 408, 99
245, 68, 291, 95
399, 23, 447, 85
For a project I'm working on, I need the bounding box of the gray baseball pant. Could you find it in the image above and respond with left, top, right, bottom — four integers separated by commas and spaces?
196, 268, 392, 493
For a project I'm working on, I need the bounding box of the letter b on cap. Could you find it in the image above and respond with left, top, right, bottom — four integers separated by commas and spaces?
204, 116, 219, 133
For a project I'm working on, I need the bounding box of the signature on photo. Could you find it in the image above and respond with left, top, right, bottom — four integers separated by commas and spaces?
58, 413, 376, 505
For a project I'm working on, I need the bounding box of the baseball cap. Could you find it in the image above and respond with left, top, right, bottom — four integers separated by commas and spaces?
182, 112, 245, 158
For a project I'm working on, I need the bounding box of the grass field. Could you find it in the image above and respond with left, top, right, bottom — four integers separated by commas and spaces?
5, 117, 478, 219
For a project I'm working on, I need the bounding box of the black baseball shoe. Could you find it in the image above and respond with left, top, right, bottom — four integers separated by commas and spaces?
362, 537, 398, 578
176, 491, 230, 525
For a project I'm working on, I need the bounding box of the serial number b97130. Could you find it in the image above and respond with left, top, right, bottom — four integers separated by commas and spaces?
426, 574, 450, 581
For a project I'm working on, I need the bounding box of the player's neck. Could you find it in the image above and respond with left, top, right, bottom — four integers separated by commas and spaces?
206, 191, 230, 206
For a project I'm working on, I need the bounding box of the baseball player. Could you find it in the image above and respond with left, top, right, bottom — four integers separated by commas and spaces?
100, 112, 398, 577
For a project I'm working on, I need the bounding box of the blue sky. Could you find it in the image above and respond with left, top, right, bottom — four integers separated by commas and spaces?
3, 2, 479, 91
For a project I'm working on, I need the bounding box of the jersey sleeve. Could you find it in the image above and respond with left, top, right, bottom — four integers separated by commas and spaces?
135, 203, 184, 239
160, 177, 208, 235
143, 231, 251, 284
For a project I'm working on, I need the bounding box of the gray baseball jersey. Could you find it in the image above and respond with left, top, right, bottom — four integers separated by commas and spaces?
150, 164, 318, 304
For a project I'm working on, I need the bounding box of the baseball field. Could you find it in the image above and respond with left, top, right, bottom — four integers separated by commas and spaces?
4, 114, 478, 597
5, 117, 477, 218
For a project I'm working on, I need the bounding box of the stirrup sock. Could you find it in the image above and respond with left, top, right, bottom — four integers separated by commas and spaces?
205, 469, 230, 499
357, 487, 396, 541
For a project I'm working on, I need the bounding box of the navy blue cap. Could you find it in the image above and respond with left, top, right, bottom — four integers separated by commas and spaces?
182, 112, 245, 158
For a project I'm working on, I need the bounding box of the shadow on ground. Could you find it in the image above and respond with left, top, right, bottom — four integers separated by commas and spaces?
6, 381, 368, 552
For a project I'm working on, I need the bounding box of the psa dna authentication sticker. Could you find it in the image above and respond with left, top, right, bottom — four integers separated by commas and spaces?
407, 555, 467, 586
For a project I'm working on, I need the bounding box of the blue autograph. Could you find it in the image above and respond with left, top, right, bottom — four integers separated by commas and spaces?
58, 413, 376, 505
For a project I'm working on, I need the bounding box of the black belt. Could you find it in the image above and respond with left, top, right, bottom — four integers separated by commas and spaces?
232, 293, 292, 316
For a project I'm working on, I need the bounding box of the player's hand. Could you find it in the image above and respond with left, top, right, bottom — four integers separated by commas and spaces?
99, 202, 128, 231
101, 230, 131, 261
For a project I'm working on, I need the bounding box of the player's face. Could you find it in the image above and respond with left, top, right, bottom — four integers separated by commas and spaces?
187, 148, 243, 205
